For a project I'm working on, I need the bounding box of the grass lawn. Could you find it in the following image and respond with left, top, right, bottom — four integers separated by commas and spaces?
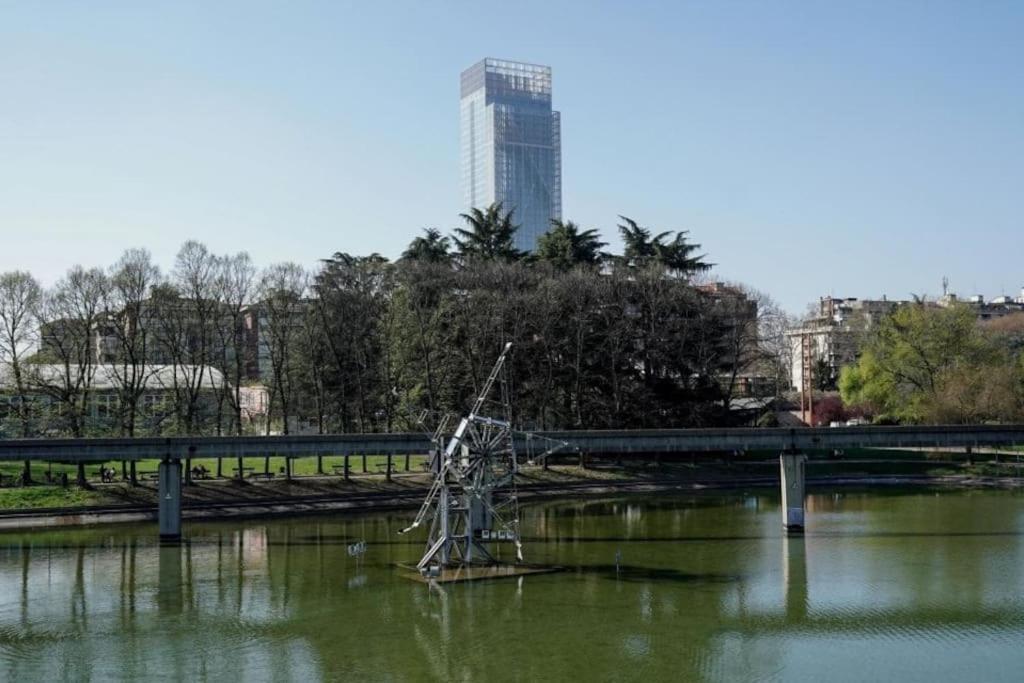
0, 485, 116, 510
0, 454, 432, 483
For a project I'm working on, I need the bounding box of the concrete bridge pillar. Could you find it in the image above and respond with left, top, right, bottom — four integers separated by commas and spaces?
158, 459, 182, 542
780, 452, 807, 532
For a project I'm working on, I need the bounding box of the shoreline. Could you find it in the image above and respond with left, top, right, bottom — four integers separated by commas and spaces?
1, 469, 1022, 532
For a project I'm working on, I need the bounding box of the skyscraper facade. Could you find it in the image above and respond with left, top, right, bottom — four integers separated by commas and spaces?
460, 58, 562, 252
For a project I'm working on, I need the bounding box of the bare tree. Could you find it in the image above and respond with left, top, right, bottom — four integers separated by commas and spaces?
104, 249, 161, 483
297, 302, 330, 473
0, 271, 42, 482
258, 263, 308, 437
707, 283, 768, 412
154, 241, 220, 436
211, 252, 256, 477
33, 267, 108, 485
106, 250, 161, 434
758, 295, 797, 398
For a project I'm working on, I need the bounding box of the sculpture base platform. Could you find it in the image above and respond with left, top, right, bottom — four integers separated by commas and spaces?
398, 563, 564, 584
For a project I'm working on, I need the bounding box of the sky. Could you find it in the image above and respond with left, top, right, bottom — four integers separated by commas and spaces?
1, 0, 1022, 312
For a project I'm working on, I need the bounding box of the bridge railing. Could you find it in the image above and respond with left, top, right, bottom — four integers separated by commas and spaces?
1, 425, 1022, 462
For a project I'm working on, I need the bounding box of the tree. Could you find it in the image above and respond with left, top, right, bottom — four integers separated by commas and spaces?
33, 266, 108, 485
0, 271, 42, 482
535, 220, 606, 270
616, 216, 712, 277
314, 253, 392, 432
618, 216, 667, 264
839, 304, 1003, 423
452, 203, 524, 262
391, 261, 457, 417
552, 269, 604, 427
145, 240, 224, 462
813, 394, 847, 426
708, 284, 782, 411
258, 263, 308, 438
105, 249, 161, 438
758, 297, 797, 397
104, 249, 160, 484
0, 215, 762, 440
212, 251, 256, 438
401, 228, 452, 264
657, 230, 713, 276
813, 358, 836, 391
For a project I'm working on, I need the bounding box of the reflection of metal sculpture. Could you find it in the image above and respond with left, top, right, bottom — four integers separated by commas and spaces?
400, 342, 568, 573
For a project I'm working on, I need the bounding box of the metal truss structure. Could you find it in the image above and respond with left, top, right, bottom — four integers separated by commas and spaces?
399, 342, 568, 572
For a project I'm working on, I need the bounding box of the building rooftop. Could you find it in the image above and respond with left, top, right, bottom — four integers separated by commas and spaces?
0, 364, 226, 392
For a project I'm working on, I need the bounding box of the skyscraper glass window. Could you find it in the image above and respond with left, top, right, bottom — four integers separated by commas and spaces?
460, 58, 562, 253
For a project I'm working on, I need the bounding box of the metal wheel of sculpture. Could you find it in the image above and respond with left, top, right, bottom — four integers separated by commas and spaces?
400, 342, 568, 573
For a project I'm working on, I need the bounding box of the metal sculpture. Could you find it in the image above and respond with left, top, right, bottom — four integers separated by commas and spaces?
400, 342, 568, 573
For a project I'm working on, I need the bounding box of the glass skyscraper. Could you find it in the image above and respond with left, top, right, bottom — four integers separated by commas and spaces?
460, 58, 562, 253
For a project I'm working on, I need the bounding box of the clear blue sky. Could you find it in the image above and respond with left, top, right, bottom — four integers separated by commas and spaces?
2, 1, 1021, 312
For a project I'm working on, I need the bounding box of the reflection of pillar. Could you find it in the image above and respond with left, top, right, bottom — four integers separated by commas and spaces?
72, 545, 86, 623
783, 535, 808, 622
780, 452, 807, 532
158, 459, 182, 541
157, 544, 183, 615
129, 539, 137, 615
20, 543, 29, 627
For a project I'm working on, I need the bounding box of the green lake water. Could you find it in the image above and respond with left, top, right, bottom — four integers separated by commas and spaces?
2, 488, 1024, 681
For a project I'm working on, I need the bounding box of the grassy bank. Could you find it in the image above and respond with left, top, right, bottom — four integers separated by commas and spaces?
0, 486, 117, 509
0, 453, 432, 483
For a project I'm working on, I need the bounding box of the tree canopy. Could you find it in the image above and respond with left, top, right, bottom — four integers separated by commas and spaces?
401, 228, 451, 264
452, 203, 523, 262
617, 216, 712, 276
535, 220, 606, 270
839, 304, 1024, 423
0, 210, 786, 439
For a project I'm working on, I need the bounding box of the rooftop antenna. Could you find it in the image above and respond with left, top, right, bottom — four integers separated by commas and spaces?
942, 276, 949, 297
399, 342, 568, 574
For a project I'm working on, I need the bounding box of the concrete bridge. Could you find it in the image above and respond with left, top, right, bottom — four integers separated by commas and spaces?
2, 424, 1023, 540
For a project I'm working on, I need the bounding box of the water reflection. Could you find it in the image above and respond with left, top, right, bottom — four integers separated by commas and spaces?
0, 490, 1023, 680
157, 545, 182, 615
783, 534, 807, 622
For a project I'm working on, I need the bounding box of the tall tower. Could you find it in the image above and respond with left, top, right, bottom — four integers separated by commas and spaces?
460, 58, 562, 253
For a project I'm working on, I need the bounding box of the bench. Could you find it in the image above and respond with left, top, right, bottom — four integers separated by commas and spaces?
138, 470, 158, 481
248, 472, 275, 480
331, 463, 349, 474
232, 467, 255, 478
374, 463, 397, 474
